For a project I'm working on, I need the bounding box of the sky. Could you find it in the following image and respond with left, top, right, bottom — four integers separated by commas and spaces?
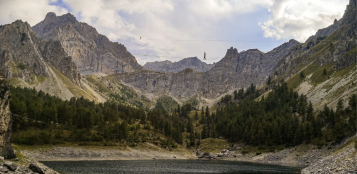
0, 0, 349, 65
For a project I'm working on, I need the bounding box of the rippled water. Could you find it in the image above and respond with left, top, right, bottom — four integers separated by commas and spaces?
42, 160, 303, 174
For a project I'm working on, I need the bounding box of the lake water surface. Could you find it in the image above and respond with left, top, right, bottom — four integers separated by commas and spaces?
42, 160, 303, 174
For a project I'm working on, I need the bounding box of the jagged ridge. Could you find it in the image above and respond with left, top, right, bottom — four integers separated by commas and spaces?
144, 57, 214, 73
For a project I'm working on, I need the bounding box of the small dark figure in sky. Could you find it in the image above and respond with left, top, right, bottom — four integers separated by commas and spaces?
204, 52, 206, 60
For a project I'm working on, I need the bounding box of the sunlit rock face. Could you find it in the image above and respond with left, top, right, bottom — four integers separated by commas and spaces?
33, 12, 143, 75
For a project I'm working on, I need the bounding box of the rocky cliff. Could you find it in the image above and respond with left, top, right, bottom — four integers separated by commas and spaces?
33, 12, 143, 75
144, 57, 214, 73
305, 19, 341, 43
0, 20, 80, 85
0, 20, 104, 102
0, 80, 15, 159
270, 0, 356, 109
114, 39, 299, 105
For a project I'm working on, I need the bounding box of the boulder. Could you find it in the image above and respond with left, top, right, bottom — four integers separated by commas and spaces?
4, 161, 18, 171
0, 166, 9, 173
198, 152, 210, 158
216, 153, 223, 157
209, 153, 216, 159
196, 151, 202, 156
29, 163, 45, 174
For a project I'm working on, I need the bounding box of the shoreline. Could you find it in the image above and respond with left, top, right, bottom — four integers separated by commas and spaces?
17, 136, 356, 173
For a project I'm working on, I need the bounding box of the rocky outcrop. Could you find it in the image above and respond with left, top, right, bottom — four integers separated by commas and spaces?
305, 19, 341, 43
33, 12, 143, 75
144, 57, 214, 73
118, 40, 299, 102
274, 0, 356, 80
0, 20, 80, 85
0, 80, 15, 159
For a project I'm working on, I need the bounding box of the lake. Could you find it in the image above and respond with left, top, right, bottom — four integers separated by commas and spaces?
42, 160, 304, 174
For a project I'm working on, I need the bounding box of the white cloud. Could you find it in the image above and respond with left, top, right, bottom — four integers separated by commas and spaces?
0, 0, 68, 26
259, 0, 349, 42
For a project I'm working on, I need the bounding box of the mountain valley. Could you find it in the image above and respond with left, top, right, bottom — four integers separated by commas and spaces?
0, 0, 356, 174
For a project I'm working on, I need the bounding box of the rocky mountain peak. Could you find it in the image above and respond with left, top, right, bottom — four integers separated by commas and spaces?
0, 20, 81, 85
334, 19, 338, 25
144, 57, 214, 73
33, 12, 143, 75
44, 12, 56, 24
225, 47, 238, 57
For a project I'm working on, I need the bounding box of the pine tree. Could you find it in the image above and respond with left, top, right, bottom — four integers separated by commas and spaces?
194, 110, 199, 120
294, 125, 303, 145
323, 68, 327, 75
202, 125, 207, 139
267, 75, 271, 85
300, 71, 305, 78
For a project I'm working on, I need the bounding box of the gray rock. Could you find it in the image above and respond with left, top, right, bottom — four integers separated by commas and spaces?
198, 152, 210, 158
119, 40, 299, 104
305, 19, 340, 43
4, 161, 18, 171
33, 12, 143, 75
0, 166, 9, 173
144, 57, 214, 73
0, 83, 15, 159
0, 20, 81, 86
208, 153, 216, 159
29, 163, 44, 174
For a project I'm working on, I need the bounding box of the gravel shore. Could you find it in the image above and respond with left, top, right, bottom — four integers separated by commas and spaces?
20, 137, 356, 173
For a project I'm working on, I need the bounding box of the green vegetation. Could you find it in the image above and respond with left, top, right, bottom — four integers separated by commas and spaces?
309, 63, 334, 85
155, 95, 179, 112
199, 138, 229, 153
10, 86, 191, 149
213, 83, 356, 147
51, 66, 95, 100
300, 71, 305, 78
85, 75, 112, 94
17, 63, 26, 70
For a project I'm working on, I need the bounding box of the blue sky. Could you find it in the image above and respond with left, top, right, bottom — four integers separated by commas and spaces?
0, 0, 349, 65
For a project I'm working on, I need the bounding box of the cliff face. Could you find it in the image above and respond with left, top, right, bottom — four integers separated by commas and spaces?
144, 57, 214, 73
305, 19, 341, 43
118, 39, 299, 103
275, 0, 356, 78
0, 80, 15, 159
0, 20, 80, 85
33, 12, 143, 75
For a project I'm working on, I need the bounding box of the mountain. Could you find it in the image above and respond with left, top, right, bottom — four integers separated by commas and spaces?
305, 19, 341, 43
0, 20, 80, 85
106, 40, 299, 107
0, 20, 104, 101
271, 0, 356, 109
33, 12, 143, 75
144, 57, 214, 73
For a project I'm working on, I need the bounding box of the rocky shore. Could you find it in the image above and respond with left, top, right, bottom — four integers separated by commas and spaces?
17, 137, 356, 174
0, 156, 59, 174
21, 144, 195, 161
196, 137, 356, 174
